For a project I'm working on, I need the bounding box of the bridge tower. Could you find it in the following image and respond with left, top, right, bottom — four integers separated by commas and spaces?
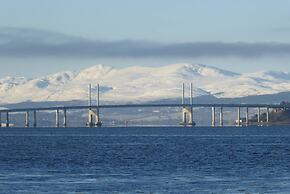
180, 83, 195, 127
87, 84, 102, 127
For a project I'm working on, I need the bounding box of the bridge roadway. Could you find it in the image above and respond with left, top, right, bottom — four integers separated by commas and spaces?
0, 103, 288, 113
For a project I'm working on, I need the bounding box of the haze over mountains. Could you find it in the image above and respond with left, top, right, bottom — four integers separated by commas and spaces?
1, 63, 290, 104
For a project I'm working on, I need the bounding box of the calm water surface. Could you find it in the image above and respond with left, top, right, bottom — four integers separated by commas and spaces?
0, 127, 290, 193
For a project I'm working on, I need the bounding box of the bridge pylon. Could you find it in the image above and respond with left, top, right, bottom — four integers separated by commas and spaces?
180, 83, 195, 127
87, 83, 102, 127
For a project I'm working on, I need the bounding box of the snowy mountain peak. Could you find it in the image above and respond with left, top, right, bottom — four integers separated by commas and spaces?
163, 63, 239, 78
74, 64, 114, 82
45, 71, 76, 85
0, 76, 28, 92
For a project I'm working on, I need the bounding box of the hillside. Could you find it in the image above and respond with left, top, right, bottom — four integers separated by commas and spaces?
0, 63, 290, 104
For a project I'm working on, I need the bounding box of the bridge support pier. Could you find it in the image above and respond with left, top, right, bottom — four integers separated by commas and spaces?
88, 109, 93, 127
219, 107, 223, 127
63, 109, 67, 127
237, 107, 241, 127
212, 107, 215, 127
6, 112, 9, 127
266, 107, 269, 125
0, 112, 1, 127
95, 108, 102, 127
88, 109, 102, 127
56, 109, 59, 128
246, 107, 249, 126
25, 111, 29, 127
180, 107, 193, 127
182, 110, 187, 126
257, 107, 261, 125
33, 110, 37, 127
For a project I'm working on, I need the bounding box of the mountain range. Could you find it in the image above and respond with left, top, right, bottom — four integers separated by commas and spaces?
1, 63, 290, 105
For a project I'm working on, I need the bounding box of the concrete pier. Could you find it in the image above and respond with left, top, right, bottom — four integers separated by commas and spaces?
0, 112, 1, 127
212, 107, 215, 127
266, 107, 270, 124
88, 109, 102, 127
181, 107, 193, 126
88, 111, 94, 127
25, 111, 29, 127
182, 111, 187, 126
33, 110, 37, 127
219, 107, 223, 127
246, 107, 249, 126
56, 109, 59, 128
257, 107, 261, 124
237, 107, 241, 126
6, 112, 9, 127
63, 109, 67, 127
95, 110, 102, 127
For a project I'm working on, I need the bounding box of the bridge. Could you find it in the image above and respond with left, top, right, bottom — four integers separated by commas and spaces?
0, 83, 288, 127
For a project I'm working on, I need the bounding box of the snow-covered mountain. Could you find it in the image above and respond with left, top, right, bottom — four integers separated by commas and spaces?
1, 63, 290, 104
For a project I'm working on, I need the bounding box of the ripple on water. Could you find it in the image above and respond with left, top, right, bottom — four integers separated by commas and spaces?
0, 126, 290, 193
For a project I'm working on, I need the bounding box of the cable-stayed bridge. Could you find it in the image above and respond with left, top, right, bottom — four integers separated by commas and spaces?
0, 83, 288, 128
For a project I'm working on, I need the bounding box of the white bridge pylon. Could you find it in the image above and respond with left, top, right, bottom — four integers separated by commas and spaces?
87, 83, 102, 127
180, 82, 195, 127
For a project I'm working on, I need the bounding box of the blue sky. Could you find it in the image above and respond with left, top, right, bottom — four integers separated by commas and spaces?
0, 0, 290, 77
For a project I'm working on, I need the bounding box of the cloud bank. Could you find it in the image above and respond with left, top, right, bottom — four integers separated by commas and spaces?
0, 27, 290, 59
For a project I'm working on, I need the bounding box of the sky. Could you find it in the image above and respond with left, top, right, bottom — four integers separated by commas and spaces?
0, 0, 290, 77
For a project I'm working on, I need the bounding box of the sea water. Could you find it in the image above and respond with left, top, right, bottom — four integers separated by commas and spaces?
0, 126, 290, 193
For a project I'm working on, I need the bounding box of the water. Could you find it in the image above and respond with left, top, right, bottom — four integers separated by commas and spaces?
0, 127, 290, 193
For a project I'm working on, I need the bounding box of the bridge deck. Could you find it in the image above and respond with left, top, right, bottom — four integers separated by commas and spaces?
0, 103, 288, 113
